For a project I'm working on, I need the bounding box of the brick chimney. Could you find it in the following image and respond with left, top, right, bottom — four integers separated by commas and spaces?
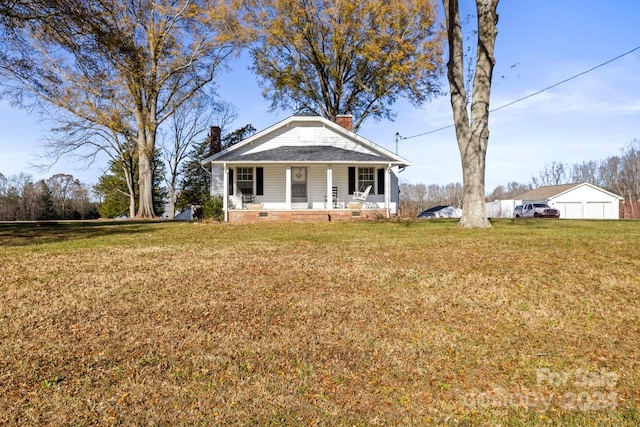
210, 126, 222, 155
335, 114, 353, 132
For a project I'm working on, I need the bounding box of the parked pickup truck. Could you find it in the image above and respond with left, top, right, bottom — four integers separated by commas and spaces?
520, 203, 560, 219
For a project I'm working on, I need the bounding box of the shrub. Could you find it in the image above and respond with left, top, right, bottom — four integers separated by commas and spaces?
201, 195, 225, 221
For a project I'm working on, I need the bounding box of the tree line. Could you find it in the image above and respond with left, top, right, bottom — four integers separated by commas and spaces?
0, 173, 97, 221
529, 139, 640, 201
399, 183, 462, 218
401, 139, 640, 218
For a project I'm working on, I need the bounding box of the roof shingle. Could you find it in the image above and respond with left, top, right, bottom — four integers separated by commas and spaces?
515, 184, 579, 200
221, 145, 388, 163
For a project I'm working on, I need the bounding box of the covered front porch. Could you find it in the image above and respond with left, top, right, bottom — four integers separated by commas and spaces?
200, 115, 410, 222
217, 163, 397, 222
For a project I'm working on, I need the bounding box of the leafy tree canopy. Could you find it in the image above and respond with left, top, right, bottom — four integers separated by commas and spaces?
242, 0, 444, 131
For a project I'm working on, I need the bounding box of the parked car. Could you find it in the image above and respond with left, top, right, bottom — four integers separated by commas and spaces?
417, 205, 448, 218
513, 205, 523, 218
521, 203, 560, 219
417, 205, 462, 219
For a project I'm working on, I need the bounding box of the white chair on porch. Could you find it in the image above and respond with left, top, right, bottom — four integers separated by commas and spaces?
352, 185, 372, 202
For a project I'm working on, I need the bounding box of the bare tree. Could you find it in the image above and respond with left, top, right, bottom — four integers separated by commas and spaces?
160, 94, 216, 219
531, 161, 568, 187
399, 182, 428, 217
443, 0, 499, 228
399, 181, 463, 217
617, 140, 640, 217
569, 161, 598, 185
211, 101, 239, 145
0, 0, 242, 218
0, 172, 16, 220
161, 97, 240, 219
443, 182, 464, 207
597, 156, 623, 195
486, 181, 531, 200
41, 117, 138, 218
44, 173, 94, 219
0, 173, 46, 220
44, 173, 75, 219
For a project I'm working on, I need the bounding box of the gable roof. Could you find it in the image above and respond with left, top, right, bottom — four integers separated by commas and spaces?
516, 183, 623, 201
223, 145, 387, 163
516, 184, 578, 201
200, 115, 409, 166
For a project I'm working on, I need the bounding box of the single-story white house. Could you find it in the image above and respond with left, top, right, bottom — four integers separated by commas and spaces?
516, 183, 623, 219
200, 115, 409, 222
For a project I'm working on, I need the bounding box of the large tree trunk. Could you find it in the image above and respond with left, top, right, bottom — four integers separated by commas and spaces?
121, 163, 136, 219
444, 0, 498, 228
136, 129, 156, 218
137, 151, 155, 218
458, 140, 490, 228
168, 185, 176, 220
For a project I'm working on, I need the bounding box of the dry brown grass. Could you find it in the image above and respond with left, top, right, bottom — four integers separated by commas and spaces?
0, 219, 638, 425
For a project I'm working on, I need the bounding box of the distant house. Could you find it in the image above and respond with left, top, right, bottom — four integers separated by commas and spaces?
515, 183, 623, 219
200, 115, 410, 222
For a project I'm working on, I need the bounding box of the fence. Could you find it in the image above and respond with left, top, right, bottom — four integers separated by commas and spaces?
620, 200, 640, 219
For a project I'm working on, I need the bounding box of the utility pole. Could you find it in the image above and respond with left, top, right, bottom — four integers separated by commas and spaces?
394, 132, 402, 155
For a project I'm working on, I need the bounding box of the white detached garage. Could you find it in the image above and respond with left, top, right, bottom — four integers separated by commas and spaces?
516, 183, 623, 220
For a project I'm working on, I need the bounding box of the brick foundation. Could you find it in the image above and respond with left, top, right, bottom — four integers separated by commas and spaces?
228, 209, 388, 223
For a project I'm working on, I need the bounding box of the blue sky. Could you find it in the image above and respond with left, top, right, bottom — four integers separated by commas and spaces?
1, 0, 639, 193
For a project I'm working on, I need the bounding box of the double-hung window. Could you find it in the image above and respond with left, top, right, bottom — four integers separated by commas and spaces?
236, 167, 253, 195
358, 167, 374, 192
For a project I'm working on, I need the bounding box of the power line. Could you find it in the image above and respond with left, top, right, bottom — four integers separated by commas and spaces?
400, 45, 640, 141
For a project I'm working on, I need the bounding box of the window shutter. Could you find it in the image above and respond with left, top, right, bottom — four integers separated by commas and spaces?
377, 168, 385, 195
348, 167, 356, 194
256, 167, 264, 196
228, 169, 234, 195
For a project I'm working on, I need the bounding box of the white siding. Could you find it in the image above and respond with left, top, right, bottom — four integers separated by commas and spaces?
333, 166, 349, 203
308, 165, 326, 208
390, 167, 400, 205
235, 127, 298, 156
257, 165, 286, 204
486, 199, 518, 218
231, 122, 380, 157
211, 164, 224, 196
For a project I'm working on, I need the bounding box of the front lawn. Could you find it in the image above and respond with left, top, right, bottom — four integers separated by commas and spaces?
0, 219, 638, 425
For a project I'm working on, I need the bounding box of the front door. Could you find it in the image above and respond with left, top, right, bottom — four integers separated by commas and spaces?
291, 167, 307, 204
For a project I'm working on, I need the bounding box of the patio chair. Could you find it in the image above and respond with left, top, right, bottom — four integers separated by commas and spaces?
352, 185, 372, 201
324, 186, 338, 208
240, 189, 254, 209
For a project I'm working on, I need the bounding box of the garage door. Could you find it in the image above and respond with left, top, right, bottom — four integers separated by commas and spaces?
585, 202, 611, 219
556, 202, 582, 219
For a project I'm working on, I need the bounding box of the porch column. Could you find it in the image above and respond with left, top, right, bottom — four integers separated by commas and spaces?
223, 162, 228, 222
326, 165, 333, 210
222, 162, 229, 222
285, 166, 292, 209
385, 164, 391, 218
